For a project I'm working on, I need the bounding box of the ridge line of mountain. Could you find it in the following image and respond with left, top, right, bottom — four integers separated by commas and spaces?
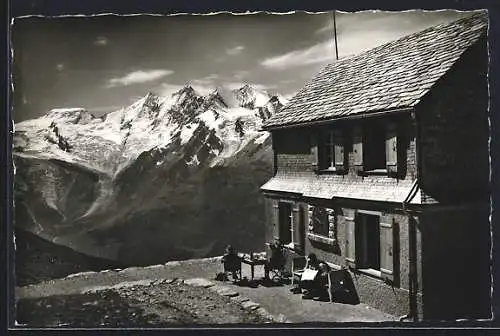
13, 82, 283, 266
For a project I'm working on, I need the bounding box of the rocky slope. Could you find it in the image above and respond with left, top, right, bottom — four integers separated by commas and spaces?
14, 229, 126, 287
13, 84, 286, 267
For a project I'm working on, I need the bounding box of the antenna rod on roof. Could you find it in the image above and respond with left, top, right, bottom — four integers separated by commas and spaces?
332, 10, 339, 60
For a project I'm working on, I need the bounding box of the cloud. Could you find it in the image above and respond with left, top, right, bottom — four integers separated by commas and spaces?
190, 74, 276, 93
226, 45, 245, 56
158, 81, 214, 97
207, 46, 245, 63
315, 11, 465, 36
314, 22, 339, 36
106, 69, 174, 88
316, 24, 334, 36
157, 75, 220, 98
260, 40, 335, 70
262, 11, 464, 72
224, 82, 273, 92
185, 74, 220, 95
233, 70, 249, 81
94, 36, 108, 46
158, 83, 184, 97
87, 105, 124, 115
157, 79, 274, 99
191, 74, 219, 87
207, 54, 225, 63
283, 92, 297, 101
332, 30, 406, 58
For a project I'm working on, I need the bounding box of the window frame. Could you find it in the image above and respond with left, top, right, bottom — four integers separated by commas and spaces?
362, 122, 388, 174
307, 205, 337, 245
347, 210, 396, 282
318, 129, 336, 171
276, 200, 305, 251
317, 128, 346, 174
311, 206, 330, 236
356, 212, 382, 276
278, 201, 293, 246
356, 119, 401, 177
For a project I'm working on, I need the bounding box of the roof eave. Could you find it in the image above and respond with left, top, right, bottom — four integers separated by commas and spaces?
262, 106, 415, 131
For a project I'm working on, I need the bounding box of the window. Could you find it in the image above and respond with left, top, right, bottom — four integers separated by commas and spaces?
319, 131, 335, 170
278, 202, 292, 244
356, 214, 381, 271
345, 211, 396, 282
271, 200, 304, 250
307, 206, 337, 245
354, 120, 399, 175
317, 129, 344, 171
312, 207, 329, 236
363, 122, 387, 172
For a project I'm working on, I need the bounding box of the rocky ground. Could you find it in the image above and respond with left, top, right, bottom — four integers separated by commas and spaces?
13, 231, 274, 327
14, 230, 278, 327
16, 278, 275, 327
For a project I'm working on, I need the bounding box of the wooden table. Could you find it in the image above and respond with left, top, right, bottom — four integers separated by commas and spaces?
241, 257, 268, 281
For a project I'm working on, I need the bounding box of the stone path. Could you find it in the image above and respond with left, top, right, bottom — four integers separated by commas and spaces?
16, 256, 397, 324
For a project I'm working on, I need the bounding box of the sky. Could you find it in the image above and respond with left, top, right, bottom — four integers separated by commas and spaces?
11, 10, 474, 122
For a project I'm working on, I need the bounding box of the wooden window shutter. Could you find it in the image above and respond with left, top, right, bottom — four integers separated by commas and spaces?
299, 203, 308, 250
334, 129, 345, 170
379, 218, 395, 282
327, 208, 337, 240
292, 203, 302, 250
345, 215, 356, 268
310, 133, 318, 170
386, 122, 398, 174
272, 201, 280, 241
353, 126, 363, 171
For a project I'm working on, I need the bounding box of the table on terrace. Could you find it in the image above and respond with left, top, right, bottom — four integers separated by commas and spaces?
241, 255, 268, 281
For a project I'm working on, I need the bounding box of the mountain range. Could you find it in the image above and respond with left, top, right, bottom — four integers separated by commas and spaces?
13, 84, 287, 266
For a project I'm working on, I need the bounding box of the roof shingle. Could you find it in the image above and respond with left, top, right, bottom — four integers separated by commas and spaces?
260, 173, 422, 203
263, 12, 488, 129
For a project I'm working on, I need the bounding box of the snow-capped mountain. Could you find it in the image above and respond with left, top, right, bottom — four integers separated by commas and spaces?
13, 84, 287, 266
14, 84, 286, 176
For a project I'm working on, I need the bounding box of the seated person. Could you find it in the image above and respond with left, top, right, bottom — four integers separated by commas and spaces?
314, 262, 332, 300
300, 254, 331, 299
221, 245, 241, 281
264, 240, 285, 279
298, 253, 319, 294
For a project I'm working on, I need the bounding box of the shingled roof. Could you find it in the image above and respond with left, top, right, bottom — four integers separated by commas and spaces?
263, 11, 488, 129
261, 172, 423, 203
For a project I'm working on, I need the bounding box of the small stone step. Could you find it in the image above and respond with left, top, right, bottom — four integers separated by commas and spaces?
208, 284, 239, 297
230, 295, 250, 303
208, 284, 226, 292
217, 288, 239, 297
241, 300, 260, 310
273, 313, 291, 323
220, 290, 239, 297
183, 278, 215, 288
255, 307, 274, 320
163, 278, 176, 284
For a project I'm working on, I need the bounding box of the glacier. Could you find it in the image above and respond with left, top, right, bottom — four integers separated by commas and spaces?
13, 84, 287, 266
